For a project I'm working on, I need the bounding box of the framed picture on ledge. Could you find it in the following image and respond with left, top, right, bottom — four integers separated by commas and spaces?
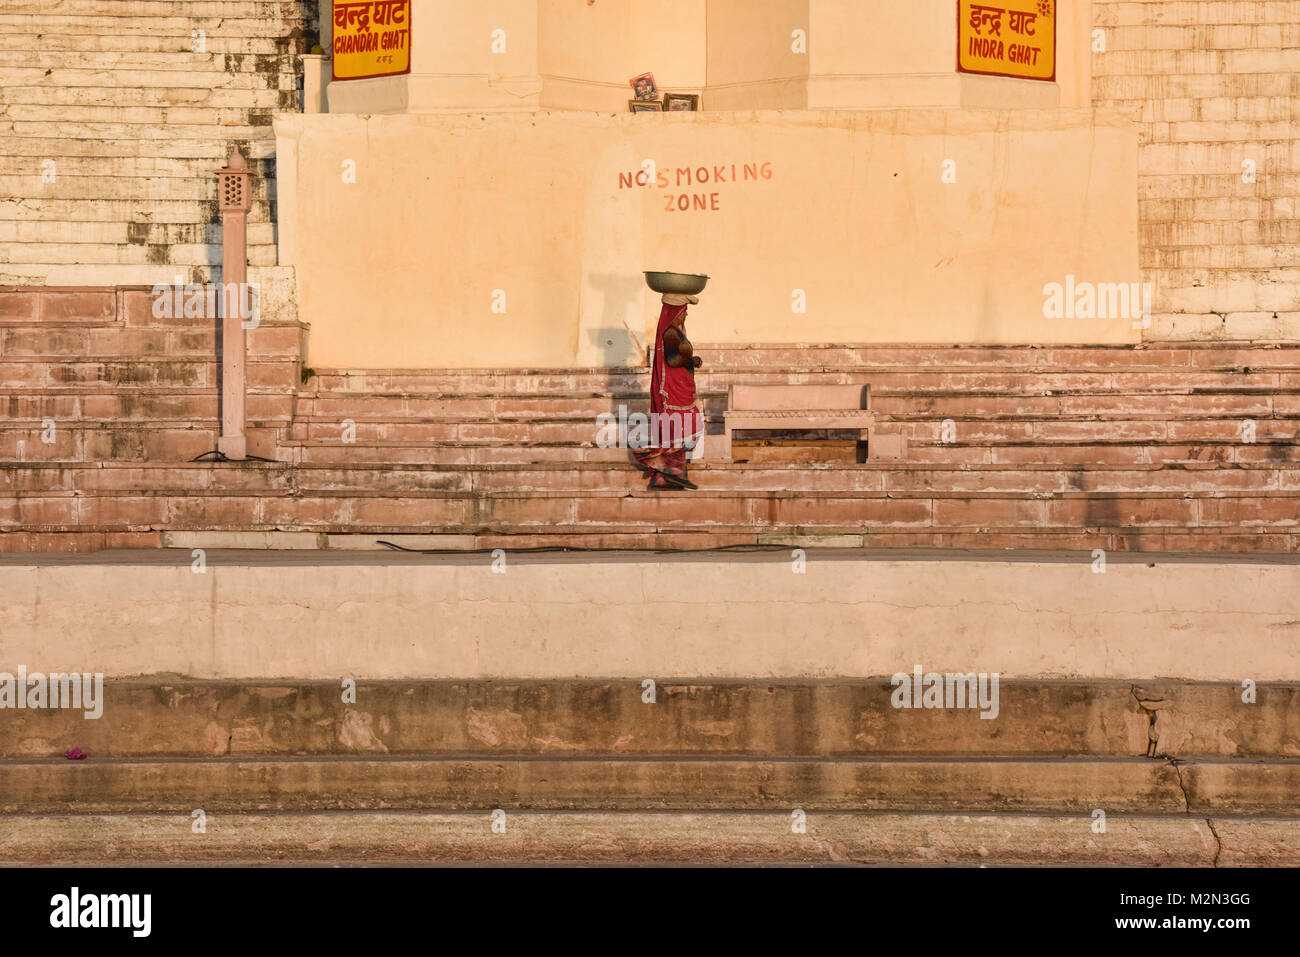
630, 72, 659, 101
663, 93, 700, 112
629, 99, 664, 113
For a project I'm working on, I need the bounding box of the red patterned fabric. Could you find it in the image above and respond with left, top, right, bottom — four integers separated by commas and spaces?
633, 302, 702, 478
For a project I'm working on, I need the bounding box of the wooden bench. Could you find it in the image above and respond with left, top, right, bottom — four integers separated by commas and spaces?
720, 384, 906, 462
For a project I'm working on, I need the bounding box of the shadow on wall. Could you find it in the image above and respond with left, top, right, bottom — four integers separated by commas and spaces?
586, 271, 647, 367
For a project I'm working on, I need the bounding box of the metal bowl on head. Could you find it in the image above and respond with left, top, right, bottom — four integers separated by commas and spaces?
644, 271, 709, 296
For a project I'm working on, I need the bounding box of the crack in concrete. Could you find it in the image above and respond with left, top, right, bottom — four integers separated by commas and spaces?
1131, 685, 1166, 758
1206, 818, 1222, 867
1169, 758, 1192, 813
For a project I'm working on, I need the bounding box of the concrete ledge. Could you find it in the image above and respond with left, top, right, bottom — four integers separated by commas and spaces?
2, 680, 1295, 760
3, 811, 1277, 865
7, 756, 1293, 816
1, 551, 1299, 680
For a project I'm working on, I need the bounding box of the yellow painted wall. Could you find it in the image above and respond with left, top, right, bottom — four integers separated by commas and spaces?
275, 108, 1138, 369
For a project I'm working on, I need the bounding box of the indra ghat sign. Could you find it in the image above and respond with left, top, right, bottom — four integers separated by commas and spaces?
958, 0, 1056, 81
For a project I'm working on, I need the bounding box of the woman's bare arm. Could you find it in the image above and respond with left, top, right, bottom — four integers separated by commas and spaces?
664, 327, 689, 367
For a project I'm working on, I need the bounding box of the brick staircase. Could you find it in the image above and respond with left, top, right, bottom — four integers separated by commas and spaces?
3, 678, 1297, 864
0, 0, 318, 287
3, 287, 1300, 553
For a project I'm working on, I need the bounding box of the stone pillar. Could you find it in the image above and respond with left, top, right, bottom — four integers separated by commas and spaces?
302, 53, 330, 113
215, 150, 252, 461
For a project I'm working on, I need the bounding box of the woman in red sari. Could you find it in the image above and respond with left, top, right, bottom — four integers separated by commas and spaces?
632, 293, 704, 490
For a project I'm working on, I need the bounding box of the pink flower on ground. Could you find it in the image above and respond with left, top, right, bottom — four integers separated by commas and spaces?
64, 748, 86, 760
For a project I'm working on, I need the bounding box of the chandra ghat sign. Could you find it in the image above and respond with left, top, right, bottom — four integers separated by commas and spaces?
331, 0, 411, 81
958, 0, 1056, 81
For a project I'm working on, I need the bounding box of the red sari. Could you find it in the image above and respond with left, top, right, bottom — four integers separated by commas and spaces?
632, 302, 703, 484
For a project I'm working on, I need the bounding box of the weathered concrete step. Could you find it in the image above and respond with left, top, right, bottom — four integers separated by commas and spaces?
1092, 48, 1300, 78
1, 0, 315, 16
0, 219, 277, 245
0, 427, 218, 463
0, 135, 273, 158
0, 172, 276, 201
5, 756, 1295, 815
0, 156, 277, 182
0, 322, 300, 358
0, 392, 294, 421
2, 119, 280, 142
0, 264, 294, 294
1, 810, 1290, 865
0, 84, 297, 109
0, 66, 298, 90
900, 442, 1299, 467
0, 14, 315, 37
0, 357, 297, 389
0, 34, 311, 55
3, 680, 1291, 760
7, 525, 1300, 555
0, 241, 279, 267
289, 444, 632, 466
0, 198, 270, 223
0, 103, 284, 126
7, 460, 1300, 496
0, 50, 294, 72
0, 264, 225, 286
6, 492, 1300, 552
1, 243, 279, 268
692, 343, 1300, 371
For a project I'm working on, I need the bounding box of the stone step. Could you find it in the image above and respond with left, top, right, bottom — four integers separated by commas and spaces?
1095, 22, 1300, 49
0, 392, 303, 425
0, 198, 273, 224
4, 486, 1300, 553
0, 135, 275, 159
0, 155, 277, 181
0, 33, 312, 55
0, 219, 277, 245
305, 370, 1300, 396
3, 526, 1294, 554
1, 0, 316, 17
0, 50, 296, 73
269, 439, 1297, 470
0, 14, 316, 38
3, 679, 1289, 761
691, 343, 1300, 371
0, 241, 280, 267
0, 84, 297, 110
0, 321, 303, 358
0, 172, 276, 201
1, 100, 286, 124
7, 448, 1300, 490
5, 755, 1295, 816
6, 809, 1285, 865
288, 393, 1300, 422
0, 262, 291, 287
0, 356, 299, 389
0, 66, 299, 90
1, 118, 280, 141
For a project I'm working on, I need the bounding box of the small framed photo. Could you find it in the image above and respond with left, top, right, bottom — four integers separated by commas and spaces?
630, 72, 658, 101
629, 99, 663, 113
663, 93, 700, 112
